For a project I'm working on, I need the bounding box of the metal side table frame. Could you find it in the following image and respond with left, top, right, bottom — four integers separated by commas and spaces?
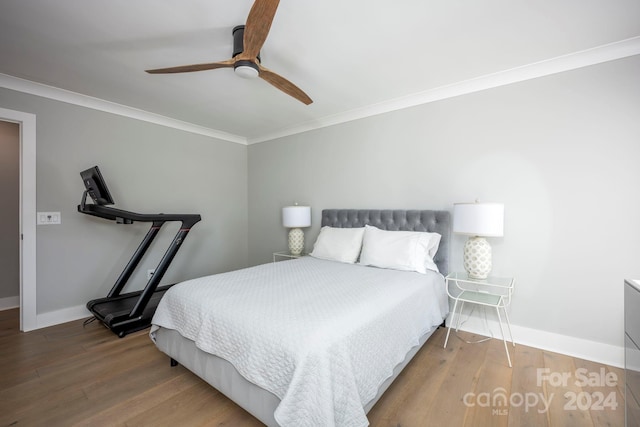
444, 272, 515, 367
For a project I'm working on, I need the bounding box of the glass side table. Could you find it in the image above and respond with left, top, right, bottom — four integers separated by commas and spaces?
443, 272, 515, 367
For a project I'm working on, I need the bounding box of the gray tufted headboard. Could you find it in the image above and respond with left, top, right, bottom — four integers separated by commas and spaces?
321, 209, 451, 276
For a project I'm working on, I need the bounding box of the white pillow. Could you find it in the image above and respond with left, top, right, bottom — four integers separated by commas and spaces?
359, 225, 441, 273
310, 226, 365, 264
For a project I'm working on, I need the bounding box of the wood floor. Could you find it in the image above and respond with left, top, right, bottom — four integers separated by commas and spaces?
0, 308, 624, 427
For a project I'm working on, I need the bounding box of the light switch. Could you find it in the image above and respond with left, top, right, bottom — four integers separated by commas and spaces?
37, 212, 61, 225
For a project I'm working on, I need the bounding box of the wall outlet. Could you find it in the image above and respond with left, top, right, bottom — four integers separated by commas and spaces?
147, 269, 155, 280
37, 212, 61, 225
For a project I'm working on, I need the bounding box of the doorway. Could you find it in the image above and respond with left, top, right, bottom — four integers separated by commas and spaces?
0, 108, 36, 331
0, 121, 20, 310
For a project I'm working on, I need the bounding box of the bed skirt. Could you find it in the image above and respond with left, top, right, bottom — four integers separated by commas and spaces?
151, 324, 439, 427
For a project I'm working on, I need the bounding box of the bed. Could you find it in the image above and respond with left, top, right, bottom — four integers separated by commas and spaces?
150, 209, 450, 426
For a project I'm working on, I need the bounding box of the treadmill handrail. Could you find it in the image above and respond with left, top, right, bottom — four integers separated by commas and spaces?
78, 203, 201, 228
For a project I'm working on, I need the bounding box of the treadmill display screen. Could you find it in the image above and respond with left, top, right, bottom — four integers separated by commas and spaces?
80, 165, 114, 206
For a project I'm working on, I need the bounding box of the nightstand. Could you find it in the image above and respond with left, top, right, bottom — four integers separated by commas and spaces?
444, 272, 515, 367
272, 251, 307, 262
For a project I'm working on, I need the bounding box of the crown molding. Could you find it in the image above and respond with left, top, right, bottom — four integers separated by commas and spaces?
2, 36, 639, 146
248, 36, 640, 144
0, 73, 247, 145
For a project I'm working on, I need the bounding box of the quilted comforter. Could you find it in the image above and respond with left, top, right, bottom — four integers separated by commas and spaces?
151, 257, 448, 427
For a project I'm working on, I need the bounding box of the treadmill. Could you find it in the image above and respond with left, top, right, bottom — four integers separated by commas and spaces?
78, 166, 201, 337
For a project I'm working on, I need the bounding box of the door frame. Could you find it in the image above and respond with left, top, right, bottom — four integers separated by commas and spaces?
0, 107, 37, 331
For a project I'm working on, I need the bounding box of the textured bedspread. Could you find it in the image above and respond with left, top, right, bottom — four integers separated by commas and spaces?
151, 257, 448, 427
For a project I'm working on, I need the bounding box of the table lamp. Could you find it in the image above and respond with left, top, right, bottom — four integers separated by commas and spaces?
282, 205, 311, 255
453, 201, 504, 279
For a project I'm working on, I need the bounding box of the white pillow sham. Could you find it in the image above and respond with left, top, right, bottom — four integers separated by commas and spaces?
359, 225, 441, 273
310, 226, 365, 264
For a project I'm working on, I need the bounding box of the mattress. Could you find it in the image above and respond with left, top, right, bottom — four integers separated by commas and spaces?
151, 257, 448, 426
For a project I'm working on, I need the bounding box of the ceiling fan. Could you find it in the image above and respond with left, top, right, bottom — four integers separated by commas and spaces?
145, 0, 312, 105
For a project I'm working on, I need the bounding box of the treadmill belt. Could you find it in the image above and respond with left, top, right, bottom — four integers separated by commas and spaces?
88, 285, 172, 337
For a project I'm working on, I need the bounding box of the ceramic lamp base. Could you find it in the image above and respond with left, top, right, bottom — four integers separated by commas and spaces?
463, 236, 492, 279
288, 228, 304, 255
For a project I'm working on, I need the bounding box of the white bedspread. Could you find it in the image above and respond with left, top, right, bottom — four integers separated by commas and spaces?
151, 257, 448, 427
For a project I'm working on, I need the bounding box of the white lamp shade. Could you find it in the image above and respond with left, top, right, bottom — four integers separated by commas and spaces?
453, 202, 504, 237
282, 206, 311, 228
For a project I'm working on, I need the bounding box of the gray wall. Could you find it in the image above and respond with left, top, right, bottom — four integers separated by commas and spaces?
1, 53, 637, 353
0, 87, 248, 314
248, 55, 640, 348
0, 120, 19, 300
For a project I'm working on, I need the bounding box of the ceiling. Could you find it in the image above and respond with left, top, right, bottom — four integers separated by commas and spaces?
1, 0, 639, 144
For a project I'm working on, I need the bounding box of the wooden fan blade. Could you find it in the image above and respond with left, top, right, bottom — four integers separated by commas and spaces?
240, 0, 280, 60
146, 59, 235, 74
258, 65, 312, 105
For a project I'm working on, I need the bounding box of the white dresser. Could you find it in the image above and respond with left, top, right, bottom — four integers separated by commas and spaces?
625, 279, 640, 426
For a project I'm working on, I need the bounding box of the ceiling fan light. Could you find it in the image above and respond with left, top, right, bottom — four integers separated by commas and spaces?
235, 65, 259, 79
234, 60, 259, 79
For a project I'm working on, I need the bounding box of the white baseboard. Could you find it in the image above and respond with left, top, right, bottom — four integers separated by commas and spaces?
446, 312, 624, 368
36, 304, 91, 330
28, 303, 624, 368
0, 296, 19, 311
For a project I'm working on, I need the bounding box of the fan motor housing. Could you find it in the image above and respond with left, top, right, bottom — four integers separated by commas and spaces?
232, 25, 260, 62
